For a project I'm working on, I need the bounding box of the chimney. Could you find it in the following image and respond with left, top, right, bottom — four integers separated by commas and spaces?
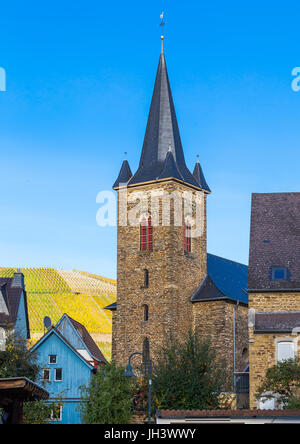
11, 269, 25, 290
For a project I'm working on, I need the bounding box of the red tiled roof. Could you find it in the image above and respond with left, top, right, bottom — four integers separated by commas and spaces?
158, 409, 300, 418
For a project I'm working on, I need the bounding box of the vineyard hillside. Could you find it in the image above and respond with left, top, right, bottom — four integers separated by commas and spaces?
0, 267, 116, 360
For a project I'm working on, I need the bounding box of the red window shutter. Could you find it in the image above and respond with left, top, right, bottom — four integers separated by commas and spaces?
147, 216, 153, 251
185, 223, 191, 253
140, 217, 147, 251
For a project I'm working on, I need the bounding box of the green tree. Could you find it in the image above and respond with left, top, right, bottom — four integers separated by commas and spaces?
0, 333, 64, 424
152, 331, 229, 410
79, 362, 134, 424
23, 401, 53, 425
256, 358, 300, 408
0, 333, 39, 380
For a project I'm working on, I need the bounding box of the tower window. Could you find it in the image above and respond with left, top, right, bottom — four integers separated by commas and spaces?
143, 269, 149, 288
142, 338, 150, 366
184, 222, 191, 253
143, 304, 149, 322
140, 216, 153, 251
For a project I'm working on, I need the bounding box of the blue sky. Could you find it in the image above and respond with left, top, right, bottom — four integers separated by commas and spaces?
0, 1, 299, 278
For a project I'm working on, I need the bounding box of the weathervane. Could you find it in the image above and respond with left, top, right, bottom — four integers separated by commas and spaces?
160, 12, 166, 53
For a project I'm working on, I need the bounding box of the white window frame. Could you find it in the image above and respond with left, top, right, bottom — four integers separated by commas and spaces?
275, 337, 298, 363
42, 368, 50, 382
54, 368, 63, 382
48, 354, 57, 365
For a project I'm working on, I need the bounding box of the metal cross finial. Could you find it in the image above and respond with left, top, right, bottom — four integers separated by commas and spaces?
160, 12, 166, 53
124, 151, 127, 160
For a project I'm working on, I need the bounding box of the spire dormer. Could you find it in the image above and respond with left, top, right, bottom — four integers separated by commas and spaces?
113, 154, 133, 189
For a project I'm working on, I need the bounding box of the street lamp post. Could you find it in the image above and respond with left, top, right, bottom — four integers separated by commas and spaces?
123, 352, 152, 425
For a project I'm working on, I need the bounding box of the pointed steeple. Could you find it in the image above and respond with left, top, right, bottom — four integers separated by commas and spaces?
193, 156, 211, 193
128, 52, 200, 189
158, 147, 183, 181
113, 153, 133, 189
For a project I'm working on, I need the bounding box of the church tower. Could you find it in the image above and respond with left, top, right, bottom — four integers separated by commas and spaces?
111, 44, 210, 367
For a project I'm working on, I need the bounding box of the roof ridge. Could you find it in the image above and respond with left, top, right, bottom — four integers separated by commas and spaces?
207, 252, 248, 267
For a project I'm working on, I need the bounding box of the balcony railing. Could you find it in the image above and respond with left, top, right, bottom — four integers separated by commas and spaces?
234, 372, 249, 394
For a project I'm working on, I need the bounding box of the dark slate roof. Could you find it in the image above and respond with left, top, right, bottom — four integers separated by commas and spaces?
193, 160, 211, 193
191, 254, 248, 304
254, 311, 300, 333
248, 193, 300, 292
158, 149, 183, 181
113, 159, 133, 189
0, 275, 30, 339
67, 315, 108, 364
127, 52, 205, 190
104, 302, 116, 311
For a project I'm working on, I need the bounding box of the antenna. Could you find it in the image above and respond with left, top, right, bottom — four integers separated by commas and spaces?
44, 316, 52, 331
159, 12, 166, 53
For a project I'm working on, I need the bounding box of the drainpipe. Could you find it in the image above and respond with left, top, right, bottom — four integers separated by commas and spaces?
233, 301, 239, 392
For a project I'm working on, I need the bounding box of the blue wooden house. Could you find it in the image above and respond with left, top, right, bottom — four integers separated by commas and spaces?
31, 314, 107, 424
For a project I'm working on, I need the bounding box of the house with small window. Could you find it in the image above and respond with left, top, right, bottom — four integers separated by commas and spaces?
31, 314, 107, 424
0, 270, 30, 350
248, 192, 300, 409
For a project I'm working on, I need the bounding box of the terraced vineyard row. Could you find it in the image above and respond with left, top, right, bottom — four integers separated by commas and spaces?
0, 267, 116, 360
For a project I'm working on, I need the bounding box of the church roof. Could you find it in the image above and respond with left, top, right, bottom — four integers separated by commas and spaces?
191, 254, 248, 304
254, 311, 300, 333
157, 149, 183, 181
193, 160, 211, 193
248, 193, 300, 292
113, 159, 132, 189
114, 51, 208, 190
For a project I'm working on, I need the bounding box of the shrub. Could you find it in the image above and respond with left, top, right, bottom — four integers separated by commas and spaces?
79, 362, 134, 424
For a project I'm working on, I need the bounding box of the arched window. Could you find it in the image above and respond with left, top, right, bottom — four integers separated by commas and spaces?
143, 338, 150, 366
143, 304, 149, 322
184, 221, 191, 253
140, 216, 153, 251
144, 269, 149, 288
242, 347, 249, 361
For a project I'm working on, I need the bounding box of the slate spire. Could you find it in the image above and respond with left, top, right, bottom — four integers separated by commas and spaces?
128, 51, 200, 189
113, 153, 133, 189
193, 156, 211, 193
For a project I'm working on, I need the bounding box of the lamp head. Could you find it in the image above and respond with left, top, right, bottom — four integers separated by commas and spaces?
122, 363, 136, 378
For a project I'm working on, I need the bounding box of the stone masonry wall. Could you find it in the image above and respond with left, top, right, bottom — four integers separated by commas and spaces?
249, 291, 300, 409
249, 292, 300, 312
112, 180, 207, 367
193, 301, 249, 389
